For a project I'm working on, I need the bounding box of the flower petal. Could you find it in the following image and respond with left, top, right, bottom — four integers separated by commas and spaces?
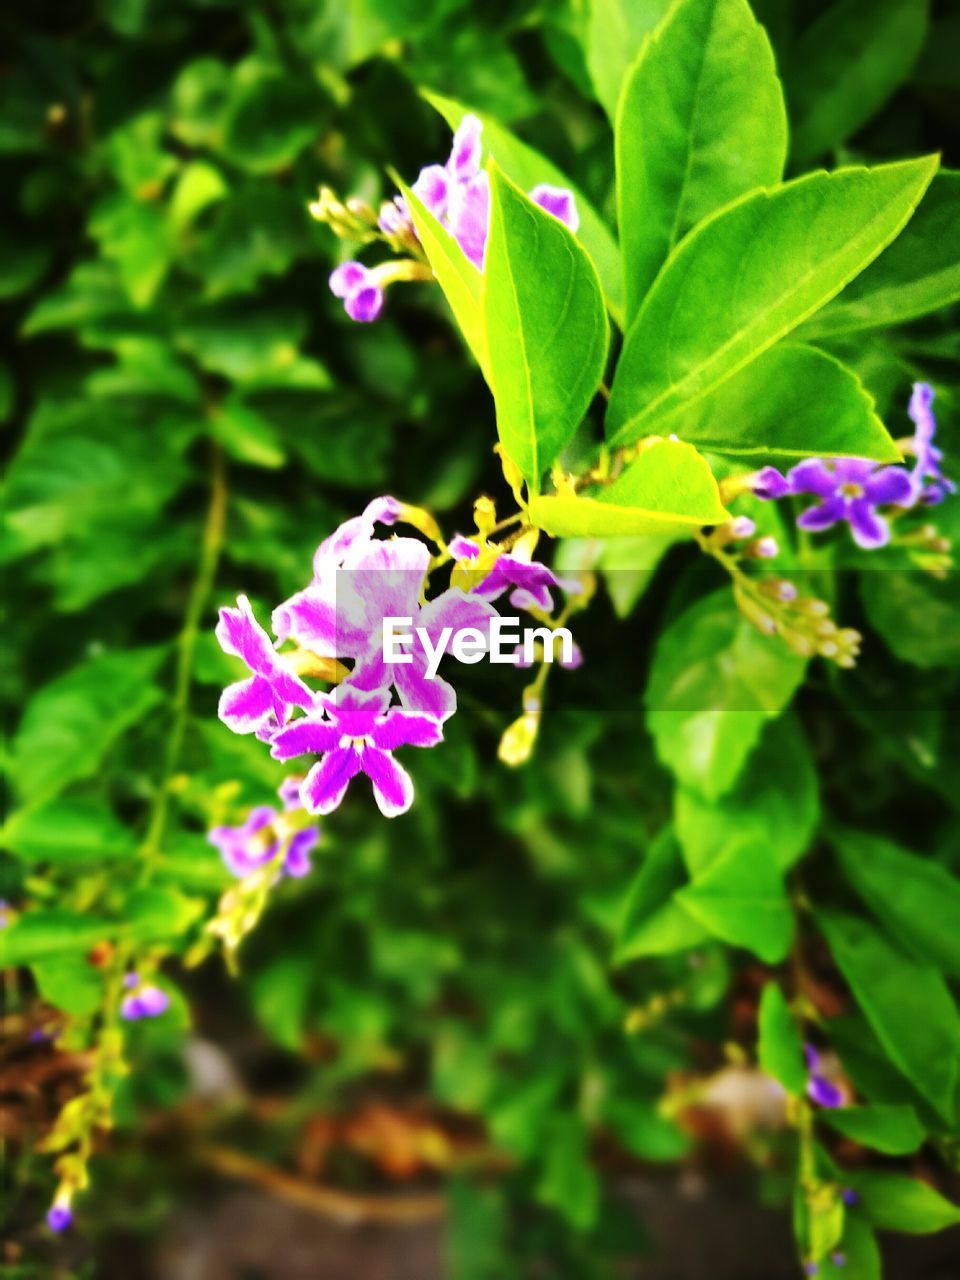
449, 171, 490, 270
270, 717, 340, 762
284, 829, 318, 878
864, 465, 913, 507
301, 749, 362, 815
394, 657, 458, 722
529, 184, 579, 232
219, 676, 276, 734
361, 746, 415, 817
329, 261, 369, 298
797, 497, 845, 532
370, 709, 443, 751
447, 114, 483, 182
788, 459, 838, 498
216, 595, 276, 674
848, 498, 890, 549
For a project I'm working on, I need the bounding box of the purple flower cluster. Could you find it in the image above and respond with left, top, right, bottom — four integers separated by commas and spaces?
754, 383, 952, 548
120, 973, 170, 1021
214, 499, 575, 821
804, 1043, 844, 1109
330, 115, 579, 321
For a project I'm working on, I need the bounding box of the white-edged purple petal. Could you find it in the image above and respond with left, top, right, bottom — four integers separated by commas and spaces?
301, 748, 363, 815
394, 656, 458, 723
329, 261, 369, 298
848, 498, 890, 550
788, 459, 838, 498
370, 708, 443, 751
218, 677, 277, 735
796, 497, 846, 533
529, 183, 579, 232
344, 284, 383, 323
361, 746, 415, 817
447, 114, 483, 182
864, 466, 912, 506
272, 585, 339, 653
418, 587, 497, 644
448, 534, 480, 561
413, 163, 451, 218
284, 828, 318, 878
270, 717, 340, 762
216, 595, 276, 675
449, 171, 490, 270
753, 467, 791, 500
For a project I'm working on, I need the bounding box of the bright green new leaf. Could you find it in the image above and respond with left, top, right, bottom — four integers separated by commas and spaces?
423, 91, 623, 321
830, 825, 960, 978
676, 838, 794, 963
614, 828, 709, 963
817, 910, 960, 1122
824, 1216, 880, 1280
847, 1172, 960, 1234
673, 344, 901, 463
606, 157, 939, 445
784, 0, 930, 168
806, 172, 960, 337
646, 590, 806, 799
675, 713, 819, 875
616, 0, 787, 320
484, 165, 608, 485
529, 439, 726, 537
399, 177, 487, 376
821, 1105, 926, 1156
757, 982, 806, 1094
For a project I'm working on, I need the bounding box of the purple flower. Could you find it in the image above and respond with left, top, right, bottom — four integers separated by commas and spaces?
208, 806, 318, 880
529, 184, 580, 232
449, 170, 491, 270
757, 459, 913, 549
270, 687, 442, 817
0, 899, 9, 928
278, 776, 304, 811
329, 261, 384, 323
841, 1188, 859, 1207
378, 195, 412, 237
216, 596, 315, 736
121, 984, 170, 1021
830, 1254, 846, 1269
47, 1203, 73, 1232
804, 1044, 844, 1109
449, 534, 578, 614
908, 382, 955, 505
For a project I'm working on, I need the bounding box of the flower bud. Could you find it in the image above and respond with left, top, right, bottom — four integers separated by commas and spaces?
498, 714, 538, 766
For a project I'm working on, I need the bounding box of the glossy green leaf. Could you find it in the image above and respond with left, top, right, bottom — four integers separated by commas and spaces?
818, 910, 960, 1121
529, 439, 726, 537
821, 1105, 926, 1156
606, 157, 939, 445
0, 910, 111, 967
399, 176, 487, 376
646, 590, 806, 799
784, 0, 930, 168
847, 1172, 960, 1234
758, 982, 806, 1094
675, 713, 819, 875
804, 172, 960, 336
423, 91, 623, 321
536, 1114, 600, 1231
830, 825, 960, 978
614, 829, 709, 963
673, 344, 900, 463
221, 69, 326, 172
676, 838, 794, 963
616, 0, 787, 320
484, 165, 608, 485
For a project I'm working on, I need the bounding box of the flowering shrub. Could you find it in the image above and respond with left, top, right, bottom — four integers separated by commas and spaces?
3, 0, 960, 1276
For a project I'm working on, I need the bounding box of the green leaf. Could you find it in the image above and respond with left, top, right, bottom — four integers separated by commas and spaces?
8, 650, 164, 806
586, 0, 671, 122
616, 0, 787, 320
483, 164, 608, 484
784, 0, 930, 168
221, 68, 326, 172
676, 838, 794, 963
169, 159, 228, 231
250, 955, 312, 1051
646, 590, 806, 799
32, 954, 103, 1016
817, 910, 960, 1122
861, 566, 960, 670
824, 1216, 880, 1280
529, 439, 727, 537
830, 825, 960, 978
125, 887, 205, 942
606, 157, 939, 446
675, 713, 819, 875
423, 91, 623, 321
847, 1172, 960, 1234
672, 344, 900, 463
1, 798, 133, 863
210, 395, 286, 468
1, 910, 110, 967
804, 172, 960, 336
398, 176, 487, 376
536, 1115, 600, 1231
89, 196, 176, 307
614, 828, 710, 963
821, 1105, 925, 1156
758, 982, 806, 1094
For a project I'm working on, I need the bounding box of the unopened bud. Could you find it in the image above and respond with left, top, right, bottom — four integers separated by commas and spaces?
747, 536, 779, 560
498, 713, 538, 766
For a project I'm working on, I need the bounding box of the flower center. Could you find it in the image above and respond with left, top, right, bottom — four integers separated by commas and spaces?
340, 734, 371, 751
839, 482, 863, 499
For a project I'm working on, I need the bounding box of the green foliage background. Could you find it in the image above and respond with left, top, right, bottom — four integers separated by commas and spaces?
2, 0, 960, 1276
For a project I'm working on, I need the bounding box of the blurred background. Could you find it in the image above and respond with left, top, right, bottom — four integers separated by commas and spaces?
3, 1, 960, 1276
